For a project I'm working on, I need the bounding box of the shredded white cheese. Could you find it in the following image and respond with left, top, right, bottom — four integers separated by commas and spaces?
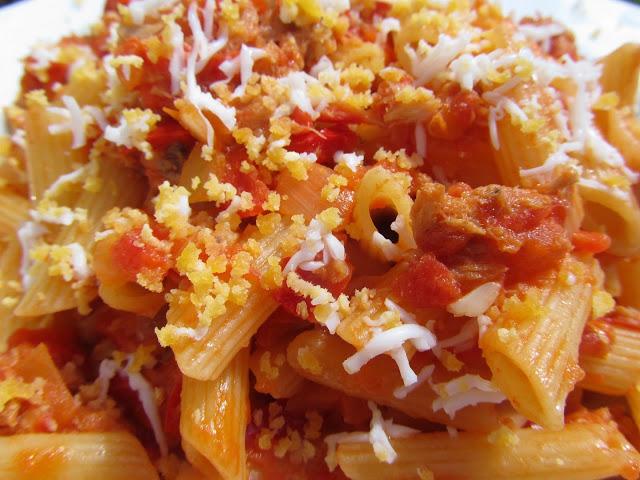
284, 217, 345, 274
29, 205, 86, 227
343, 324, 437, 386
371, 231, 401, 261
104, 109, 159, 158
29, 45, 59, 71
519, 22, 565, 53
43, 165, 88, 199
520, 141, 582, 177
94, 355, 169, 456
393, 364, 435, 399
10, 129, 26, 149
334, 151, 364, 172
277, 72, 323, 118
93, 359, 118, 405
184, 51, 236, 145
477, 314, 492, 338
66, 242, 91, 281
449, 50, 502, 91
179, 6, 236, 145
128, 0, 178, 24
126, 366, 169, 457
187, 2, 228, 74
324, 401, 417, 471
431, 374, 506, 418
232, 44, 266, 97
482, 77, 522, 150
168, 21, 185, 95
85, 106, 107, 130
48, 95, 88, 149
383, 298, 417, 324
319, 0, 350, 15
17, 221, 47, 289
436, 320, 478, 354
447, 282, 501, 317
368, 401, 398, 464
407, 32, 472, 86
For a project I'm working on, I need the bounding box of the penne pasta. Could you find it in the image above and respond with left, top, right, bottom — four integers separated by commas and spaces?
628, 382, 640, 434
182, 441, 224, 480
163, 224, 290, 381
0, 432, 158, 480
616, 257, 640, 309
596, 46, 640, 172
581, 323, 640, 395
5, 343, 82, 427
180, 349, 249, 480
601, 107, 640, 172
491, 82, 561, 188
96, 281, 166, 318
336, 421, 640, 480
0, 237, 46, 350
0, 136, 28, 192
350, 166, 416, 262
288, 329, 508, 432
178, 144, 216, 203
15, 154, 146, 316
2, 1, 640, 478
23, 93, 87, 202
0, 189, 30, 239
61, 58, 107, 107
598, 43, 640, 109
167, 283, 277, 382
481, 256, 592, 430
276, 163, 336, 220
579, 177, 640, 257
250, 340, 306, 399
170, 99, 211, 146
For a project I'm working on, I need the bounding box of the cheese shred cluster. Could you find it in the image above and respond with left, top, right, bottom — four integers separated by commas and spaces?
1, 0, 640, 478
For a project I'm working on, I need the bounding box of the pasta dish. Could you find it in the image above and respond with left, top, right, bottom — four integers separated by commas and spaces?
1, 0, 640, 478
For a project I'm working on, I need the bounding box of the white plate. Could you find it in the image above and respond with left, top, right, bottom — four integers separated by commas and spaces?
0, 0, 638, 134
0, 0, 105, 124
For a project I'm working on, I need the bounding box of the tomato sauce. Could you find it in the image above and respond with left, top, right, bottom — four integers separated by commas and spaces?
246, 401, 349, 480
579, 320, 615, 358
391, 252, 462, 308
115, 37, 173, 110
111, 227, 172, 284
8, 326, 82, 368
21, 62, 69, 96
288, 106, 363, 165
413, 183, 571, 284
428, 89, 481, 141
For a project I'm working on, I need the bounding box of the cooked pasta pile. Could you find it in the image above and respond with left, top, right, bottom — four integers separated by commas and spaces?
1, 0, 640, 478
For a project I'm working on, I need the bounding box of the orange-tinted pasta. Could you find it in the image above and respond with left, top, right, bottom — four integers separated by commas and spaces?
0, 0, 639, 479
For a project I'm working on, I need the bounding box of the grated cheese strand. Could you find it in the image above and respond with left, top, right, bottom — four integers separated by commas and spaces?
447, 282, 501, 317
343, 324, 437, 386
431, 374, 506, 418
408, 32, 472, 86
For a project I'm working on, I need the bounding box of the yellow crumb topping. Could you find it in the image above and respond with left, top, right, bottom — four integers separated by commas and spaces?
0, 378, 45, 412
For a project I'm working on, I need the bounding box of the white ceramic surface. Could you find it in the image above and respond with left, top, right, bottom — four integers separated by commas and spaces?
0, 0, 105, 122
0, 0, 638, 134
